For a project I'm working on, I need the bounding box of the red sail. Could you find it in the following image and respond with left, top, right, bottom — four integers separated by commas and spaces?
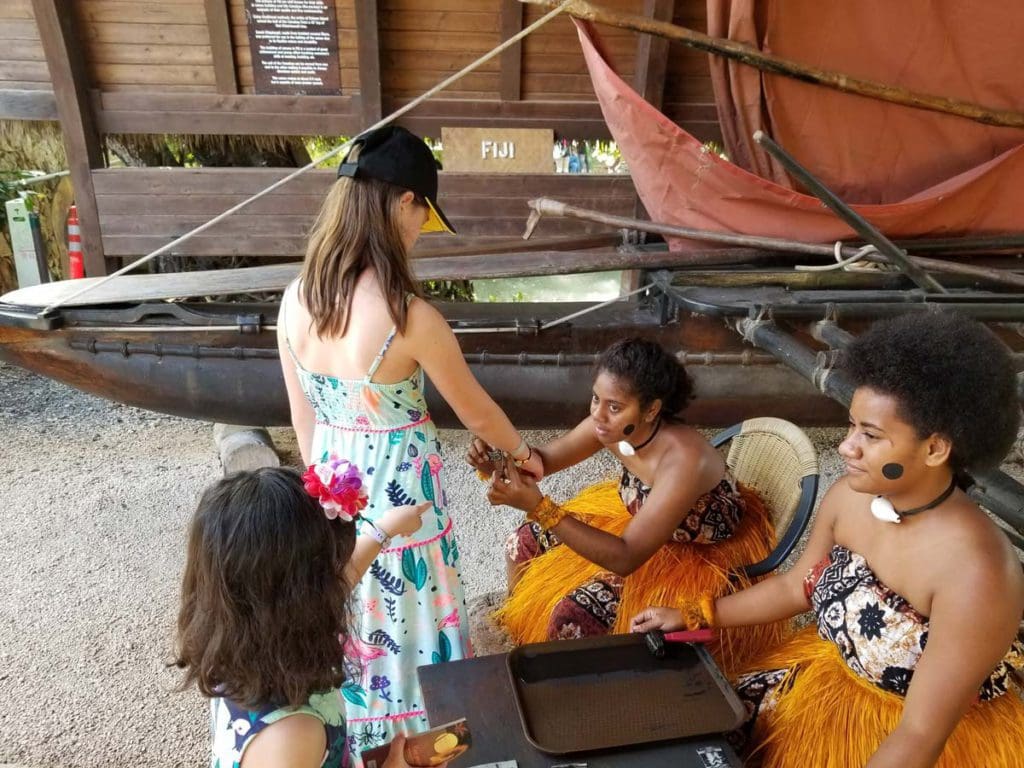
575, 17, 1024, 252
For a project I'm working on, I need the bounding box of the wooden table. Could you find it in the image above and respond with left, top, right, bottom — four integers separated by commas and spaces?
418, 652, 743, 768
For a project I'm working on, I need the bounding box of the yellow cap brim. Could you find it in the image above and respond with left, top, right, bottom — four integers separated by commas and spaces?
421, 198, 456, 234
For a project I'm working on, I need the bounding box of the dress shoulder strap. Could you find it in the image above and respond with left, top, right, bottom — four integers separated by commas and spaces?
364, 324, 398, 382
364, 294, 416, 382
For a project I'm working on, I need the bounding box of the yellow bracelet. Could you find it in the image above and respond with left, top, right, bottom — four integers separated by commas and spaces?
527, 496, 571, 530
678, 595, 716, 630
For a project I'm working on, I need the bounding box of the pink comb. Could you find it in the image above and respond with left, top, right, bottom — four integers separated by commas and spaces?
664, 628, 715, 643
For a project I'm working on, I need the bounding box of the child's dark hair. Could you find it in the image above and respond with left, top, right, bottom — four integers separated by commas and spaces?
175, 467, 356, 708
596, 338, 695, 418
842, 312, 1020, 471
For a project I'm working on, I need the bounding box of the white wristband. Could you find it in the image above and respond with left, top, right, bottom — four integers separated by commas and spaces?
362, 519, 392, 549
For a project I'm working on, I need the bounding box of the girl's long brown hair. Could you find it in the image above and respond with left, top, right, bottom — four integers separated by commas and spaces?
175, 467, 356, 709
301, 154, 422, 338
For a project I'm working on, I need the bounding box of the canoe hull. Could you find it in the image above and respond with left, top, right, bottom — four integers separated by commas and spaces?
0, 299, 846, 428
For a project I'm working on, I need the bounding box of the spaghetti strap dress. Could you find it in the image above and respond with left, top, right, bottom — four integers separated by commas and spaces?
281, 285, 471, 766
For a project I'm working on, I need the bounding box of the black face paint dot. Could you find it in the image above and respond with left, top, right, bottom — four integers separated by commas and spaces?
623, 424, 636, 435
882, 462, 904, 480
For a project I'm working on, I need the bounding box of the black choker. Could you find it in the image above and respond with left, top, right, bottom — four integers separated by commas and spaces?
617, 418, 661, 457
870, 476, 957, 523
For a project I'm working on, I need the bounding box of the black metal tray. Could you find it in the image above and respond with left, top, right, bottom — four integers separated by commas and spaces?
506, 633, 745, 755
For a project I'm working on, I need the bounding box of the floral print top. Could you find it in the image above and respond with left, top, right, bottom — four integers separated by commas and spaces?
805, 545, 1024, 699
210, 689, 350, 768
618, 468, 745, 544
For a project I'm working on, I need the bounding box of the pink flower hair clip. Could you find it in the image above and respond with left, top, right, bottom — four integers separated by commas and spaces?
301, 455, 368, 521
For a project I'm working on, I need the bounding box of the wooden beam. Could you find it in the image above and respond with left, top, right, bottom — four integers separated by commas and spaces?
499, 0, 523, 102
353, 0, 382, 125
203, 0, 238, 95
92, 92, 724, 139
31, 0, 106, 277
633, 0, 673, 110
0, 88, 57, 120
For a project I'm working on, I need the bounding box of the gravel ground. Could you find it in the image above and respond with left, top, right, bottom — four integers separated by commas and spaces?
1, 360, 1020, 767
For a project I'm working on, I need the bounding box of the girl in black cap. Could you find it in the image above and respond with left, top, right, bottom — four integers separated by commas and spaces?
277, 125, 542, 764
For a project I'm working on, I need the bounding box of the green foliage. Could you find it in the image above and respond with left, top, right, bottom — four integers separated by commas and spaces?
422, 279, 474, 302
304, 135, 350, 169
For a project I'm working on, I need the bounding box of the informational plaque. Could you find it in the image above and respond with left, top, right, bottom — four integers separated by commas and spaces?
244, 0, 341, 94
441, 128, 554, 174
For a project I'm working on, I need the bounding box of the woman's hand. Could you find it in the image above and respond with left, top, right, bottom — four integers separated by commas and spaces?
486, 456, 544, 512
466, 436, 497, 478
379, 501, 432, 539
630, 606, 686, 633
382, 734, 449, 768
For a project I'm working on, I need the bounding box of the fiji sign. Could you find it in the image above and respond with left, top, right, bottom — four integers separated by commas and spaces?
441, 128, 554, 174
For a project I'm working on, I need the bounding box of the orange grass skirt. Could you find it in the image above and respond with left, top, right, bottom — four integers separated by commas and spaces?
741, 626, 1024, 768
493, 479, 787, 675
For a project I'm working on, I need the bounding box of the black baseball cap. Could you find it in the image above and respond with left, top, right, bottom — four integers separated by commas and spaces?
338, 125, 455, 235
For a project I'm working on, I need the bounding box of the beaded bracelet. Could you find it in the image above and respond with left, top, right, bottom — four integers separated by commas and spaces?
527, 495, 571, 530
677, 594, 717, 630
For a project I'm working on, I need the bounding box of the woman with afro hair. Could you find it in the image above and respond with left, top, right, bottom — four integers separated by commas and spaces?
469, 338, 786, 674
633, 312, 1024, 768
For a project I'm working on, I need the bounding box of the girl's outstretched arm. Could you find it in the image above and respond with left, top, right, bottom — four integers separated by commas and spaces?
406, 298, 542, 477
467, 418, 603, 480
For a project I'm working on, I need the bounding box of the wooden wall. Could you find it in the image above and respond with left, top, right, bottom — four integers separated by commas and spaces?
75, 0, 218, 92
0, 0, 54, 119
92, 168, 638, 258
4, 0, 723, 272
0, 1, 49, 91
2, 0, 721, 140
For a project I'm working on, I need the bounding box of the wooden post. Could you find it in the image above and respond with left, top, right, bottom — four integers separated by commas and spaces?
354, 0, 382, 125
632, 0, 673, 110
31, 0, 106, 277
204, 0, 239, 95
500, 0, 524, 102
625, 0, 674, 294
213, 424, 280, 474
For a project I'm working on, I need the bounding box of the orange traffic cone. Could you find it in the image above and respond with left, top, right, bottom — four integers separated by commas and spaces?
67, 205, 84, 278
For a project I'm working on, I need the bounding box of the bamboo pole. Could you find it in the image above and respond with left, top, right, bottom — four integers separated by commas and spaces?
754, 130, 946, 293
525, 198, 1024, 290
521, 0, 1024, 130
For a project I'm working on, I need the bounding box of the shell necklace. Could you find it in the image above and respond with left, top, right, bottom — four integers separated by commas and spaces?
618, 418, 662, 457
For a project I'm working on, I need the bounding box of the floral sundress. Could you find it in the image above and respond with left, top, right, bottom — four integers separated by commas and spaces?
281, 287, 470, 765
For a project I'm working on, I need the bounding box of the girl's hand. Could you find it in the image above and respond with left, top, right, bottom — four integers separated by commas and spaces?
466, 436, 497, 478
516, 447, 545, 482
630, 607, 686, 633
487, 456, 544, 512
382, 734, 449, 768
380, 501, 432, 539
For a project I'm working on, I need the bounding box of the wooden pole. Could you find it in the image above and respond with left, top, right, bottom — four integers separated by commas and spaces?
753, 131, 946, 293
521, 0, 1024, 130
526, 198, 1024, 289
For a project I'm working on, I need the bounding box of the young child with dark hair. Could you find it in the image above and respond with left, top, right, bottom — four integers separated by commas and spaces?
175, 463, 436, 768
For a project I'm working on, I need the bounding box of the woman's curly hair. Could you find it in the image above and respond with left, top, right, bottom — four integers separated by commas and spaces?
842, 312, 1020, 471
596, 338, 695, 418
175, 467, 356, 709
